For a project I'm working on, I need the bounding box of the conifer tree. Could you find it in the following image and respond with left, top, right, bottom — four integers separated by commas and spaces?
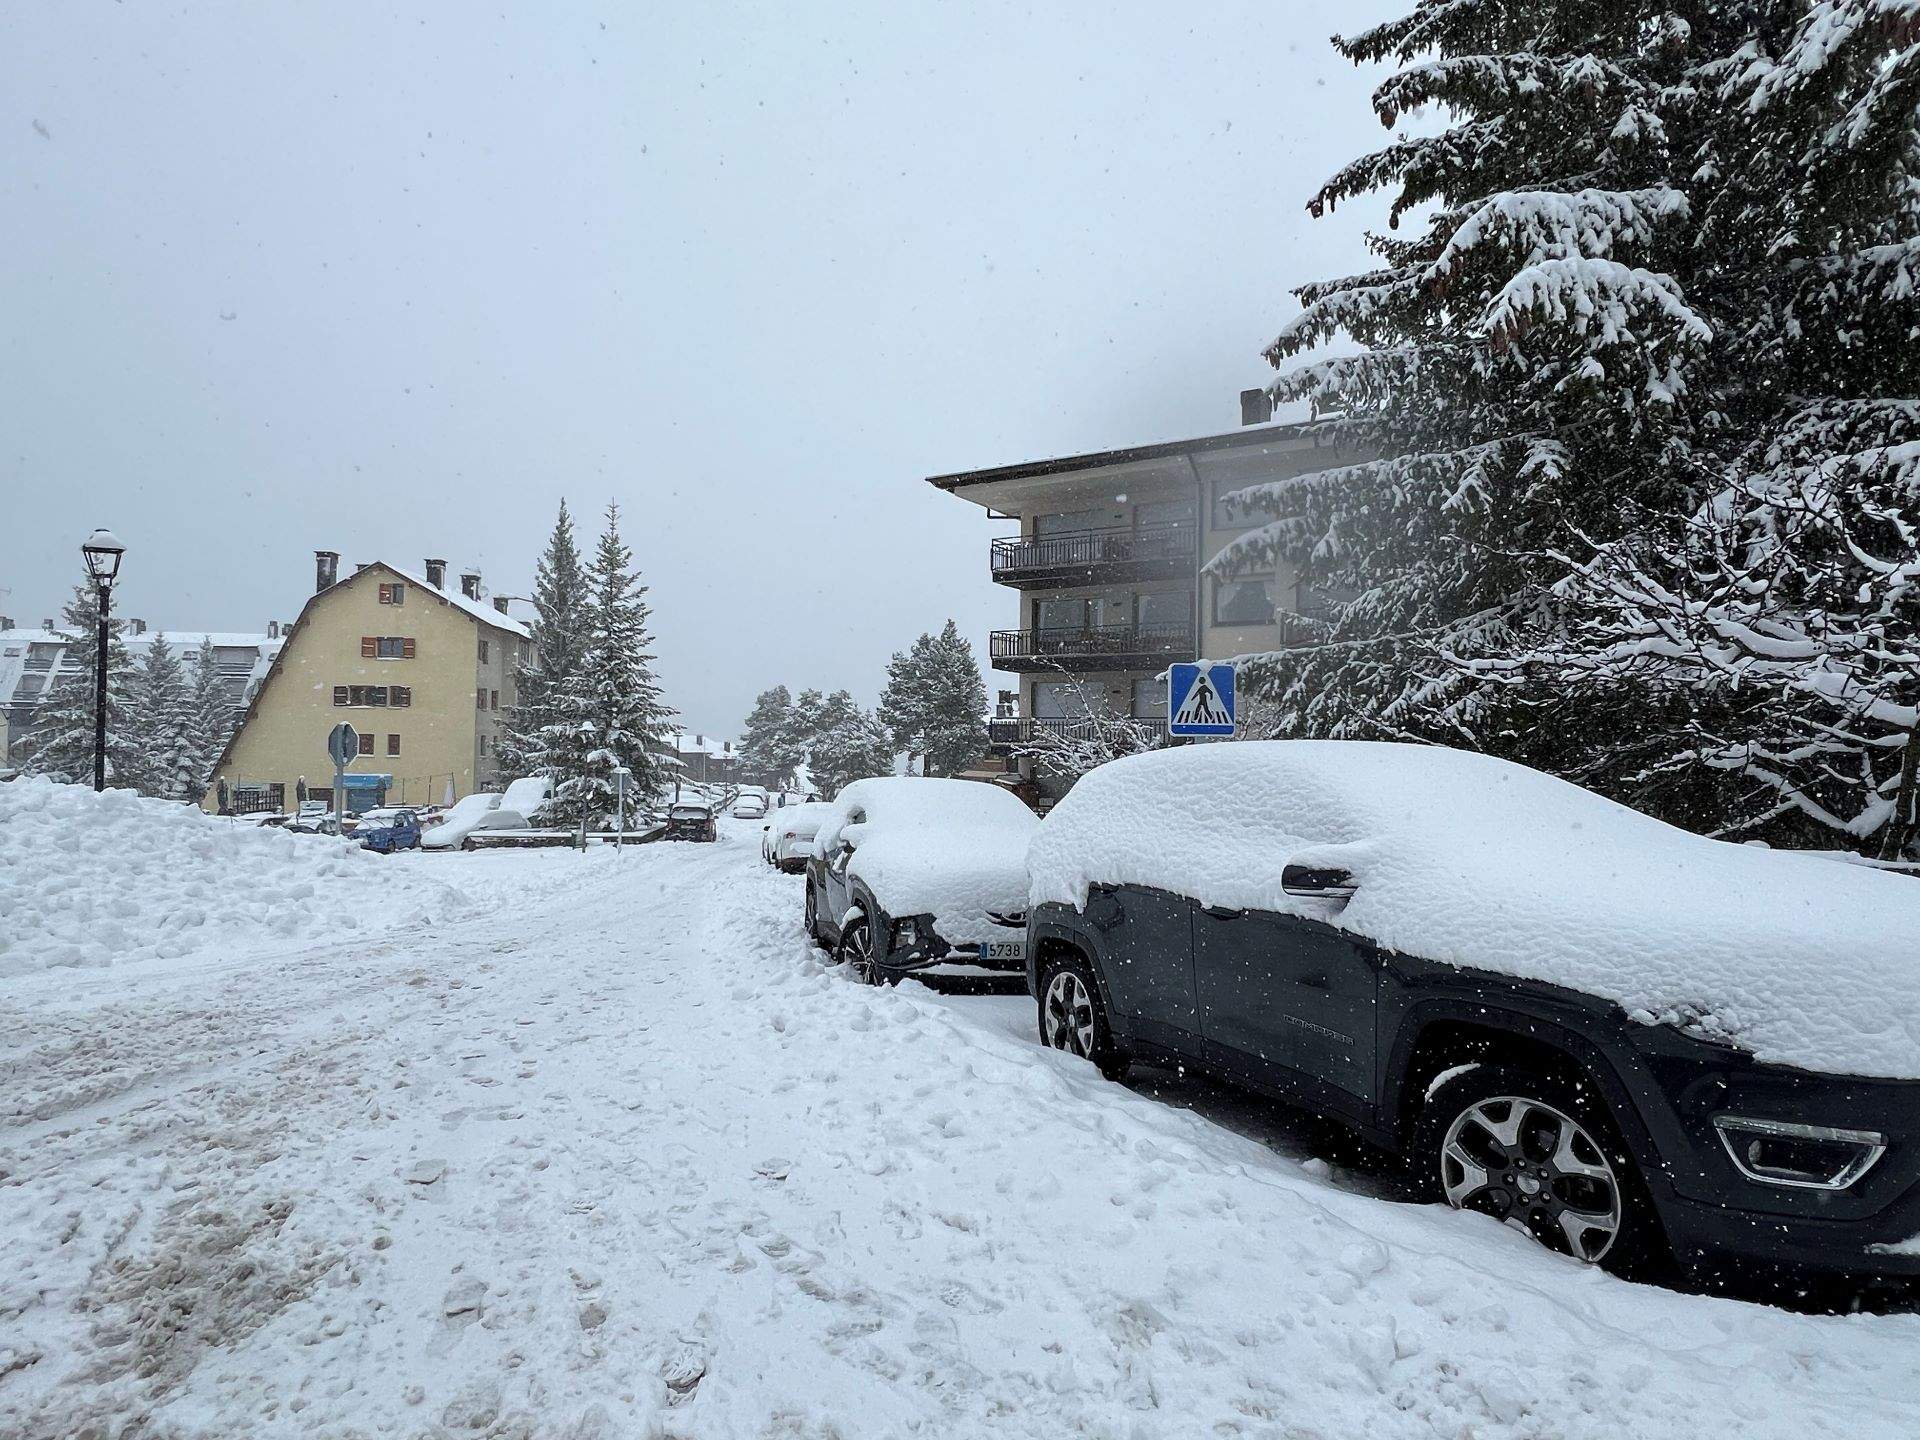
23, 579, 136, 786
498, 500, 592, 810
127, 632, 193, 798
739, 685, 800, 788
809, 698, 896, 798
878, 620, 989, 777
181, 635, 234, 803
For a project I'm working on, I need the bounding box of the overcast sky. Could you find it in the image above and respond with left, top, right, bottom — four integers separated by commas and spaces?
2, 1, 1397, 735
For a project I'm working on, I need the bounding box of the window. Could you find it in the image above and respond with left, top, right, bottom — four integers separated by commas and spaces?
387, 734, 400, 756
1032, 680, 1101, 721
476, 687, 487, 710
1134, 499, 1194, 532
362, 636, 415, 659
1135, 590, 1187, 632
391, 685, 411, 707
308, 787, 332, 806
478, 637, 490, 664
378, 582, 405, 606
479, 734, 489, 757
333, 685, 349, 706
518, 640, 530, 662
489, 689, 498, 710
339, 685, 390, 707
357, 732, 374, 756
1212, 572, 1277, 627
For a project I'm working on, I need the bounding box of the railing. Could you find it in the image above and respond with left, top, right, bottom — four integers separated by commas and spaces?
990, 522, 1192, 577
987, 715, 1169, 747
989, 620, 1194, 664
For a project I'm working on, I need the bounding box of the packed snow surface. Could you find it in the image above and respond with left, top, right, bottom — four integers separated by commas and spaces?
2, 819, 1914, 1437
815, 777, 1036, 942
1028, 741, 1920, 1079
0, 778, 479, 978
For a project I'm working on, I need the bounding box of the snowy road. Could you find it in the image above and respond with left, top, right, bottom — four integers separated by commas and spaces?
3, 821, 1917, 1438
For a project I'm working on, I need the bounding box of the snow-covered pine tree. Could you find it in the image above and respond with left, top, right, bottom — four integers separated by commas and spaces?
127, 632, 193, 798
22, 580, 137, 786
739, 685, 800, 788
1218, 4, 1708, 770
498, 500, 592, 812
877, 620, 989, 777
808, 698, 896, 798
181, 635, 234, 803
549, 502, 675, 828
1480, 2, 1920, 854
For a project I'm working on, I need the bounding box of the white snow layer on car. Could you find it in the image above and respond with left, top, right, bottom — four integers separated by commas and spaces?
815, 777, 1036, 944
0, 777, 479, 977
419, 791, 504, 848
1027, 741, 1920, 1080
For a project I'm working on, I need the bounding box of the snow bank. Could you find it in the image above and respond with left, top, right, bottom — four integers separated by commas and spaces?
0, 778, 478, 978
1029, 741, 1920, 1079
817, 778, 1036, 943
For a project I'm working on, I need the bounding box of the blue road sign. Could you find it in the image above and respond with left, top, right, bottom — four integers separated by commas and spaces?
1168, 662, 1237, 737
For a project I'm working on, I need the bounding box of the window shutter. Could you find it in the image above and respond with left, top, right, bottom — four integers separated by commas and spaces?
377, 584, 390, 605
393, 686, 411, 708
402, 637, 416, 659
477, 687, 486, 710
333, 686, 348, 706
392, 582, 404, 605
387, 734, 400, 756
361, 636, 376, 658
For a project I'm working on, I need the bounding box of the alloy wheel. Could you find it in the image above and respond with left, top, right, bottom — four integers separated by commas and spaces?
1439, 1095, 1623, 1263
842, 921, 879, 985
1042, 970, 1096, 1058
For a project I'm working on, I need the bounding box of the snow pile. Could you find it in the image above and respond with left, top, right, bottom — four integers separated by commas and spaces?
816, 778, 1036, 942
1029, 741, 1920, 1079
0, 778, 478, 978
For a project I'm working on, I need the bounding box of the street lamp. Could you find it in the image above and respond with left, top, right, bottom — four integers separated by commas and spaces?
79, 529, 126, 792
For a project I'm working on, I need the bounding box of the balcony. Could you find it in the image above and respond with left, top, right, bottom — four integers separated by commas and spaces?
989, 522, 1193, 589
986, 715, 1169, 751
989, 620, 1194, 672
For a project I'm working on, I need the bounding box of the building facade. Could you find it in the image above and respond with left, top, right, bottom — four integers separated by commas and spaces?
204, 553, 533, 813
927, 419, 1353, 791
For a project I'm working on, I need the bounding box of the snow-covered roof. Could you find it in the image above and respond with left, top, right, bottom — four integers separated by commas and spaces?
1029, 740, 1920, 1080
675, 733, 736, 756
380, 565, 530, 639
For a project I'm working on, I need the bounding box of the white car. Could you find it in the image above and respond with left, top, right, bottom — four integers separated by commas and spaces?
802, 778, 1037, 984
733, 793, 769, 819
762, 801, 830, 872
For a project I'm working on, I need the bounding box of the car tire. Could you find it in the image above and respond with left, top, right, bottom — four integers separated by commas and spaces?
1414, 1062, 1667, 1278
835, 915, 896, 986
1035, 951, 1128, 1081
803, 884, 832, 952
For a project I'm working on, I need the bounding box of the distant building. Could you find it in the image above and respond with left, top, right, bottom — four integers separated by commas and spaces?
927, 415, 1359, 794
674, 732, 740, 785
0, 615, 285, 765
205, 553, 534, 814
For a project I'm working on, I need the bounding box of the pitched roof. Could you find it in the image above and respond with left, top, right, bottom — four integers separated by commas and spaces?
382, 565, 531, 639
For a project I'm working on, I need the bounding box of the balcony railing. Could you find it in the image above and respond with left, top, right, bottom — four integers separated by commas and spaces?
989, 620, 1194, 668
987, 715, 1168, 748
989, 522, 1192, 584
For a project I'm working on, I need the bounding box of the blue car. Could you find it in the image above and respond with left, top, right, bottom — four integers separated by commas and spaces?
356, 808, 422, 854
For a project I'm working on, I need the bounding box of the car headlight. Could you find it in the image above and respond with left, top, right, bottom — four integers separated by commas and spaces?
892, 917, 922, 951
1712, 1115, 1887, 1190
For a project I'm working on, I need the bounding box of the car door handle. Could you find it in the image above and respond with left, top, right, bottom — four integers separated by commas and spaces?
1202, 905, 1246, 919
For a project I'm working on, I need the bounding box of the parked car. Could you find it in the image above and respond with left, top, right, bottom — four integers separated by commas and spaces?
1024, 740, 1920, 1284
762, 801, 829, 872
356, 807, 423, 854
733, 792, 769, 819
804, 778, 1036, 984
664, 802, 718, 842
286, 813, 344, 837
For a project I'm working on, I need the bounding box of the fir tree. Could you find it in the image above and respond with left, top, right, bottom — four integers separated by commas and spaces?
739, 684, 802, 788
181, 636, 235, 803
809, 699, 896, 798
877, 620, 989, 777
547, 502, 675, 828
498, 500, 592, 811
127, 632, 193, 798
22, 579, 136, 786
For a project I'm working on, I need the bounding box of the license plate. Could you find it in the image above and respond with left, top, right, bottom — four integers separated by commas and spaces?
978, 940, 1027, 962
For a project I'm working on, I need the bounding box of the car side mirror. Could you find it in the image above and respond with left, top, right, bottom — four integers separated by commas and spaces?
1281, 864, 1357, 901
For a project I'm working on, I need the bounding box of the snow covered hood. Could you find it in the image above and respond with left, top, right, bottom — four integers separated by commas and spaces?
817, 778, 1037, 943
1028, 741, 1920, 1080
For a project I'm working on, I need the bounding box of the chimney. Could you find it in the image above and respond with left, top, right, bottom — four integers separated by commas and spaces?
315, 550, 340, 593
43, 617, 55, 631
267, 620, 280, 639
492, 596, 509, 615
424, 558, 447, 589
129, 618, 147, 635
354, 562, 372, 575
460, 570, 481, 600
1239, 388, 1274, 426
0, 616, 12, 631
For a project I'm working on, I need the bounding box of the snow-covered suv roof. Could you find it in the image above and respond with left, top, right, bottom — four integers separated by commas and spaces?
1029, 741, 1920, 1080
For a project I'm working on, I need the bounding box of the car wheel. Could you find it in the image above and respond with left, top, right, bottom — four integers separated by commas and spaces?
804, 885, 831, 951
1415, 1063, 1666, 1277
1035, 952, 1127, 1081
835, 916, 895, 986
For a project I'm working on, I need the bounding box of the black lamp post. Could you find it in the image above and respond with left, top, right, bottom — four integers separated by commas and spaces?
80, 528, 126, 791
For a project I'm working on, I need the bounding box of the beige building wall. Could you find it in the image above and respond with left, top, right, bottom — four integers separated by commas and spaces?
206, 564, 522, 811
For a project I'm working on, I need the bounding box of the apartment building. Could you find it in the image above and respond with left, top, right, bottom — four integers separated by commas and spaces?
204, 552, 533, 813
927, 415, 1352, 791
0, 616, 285, 764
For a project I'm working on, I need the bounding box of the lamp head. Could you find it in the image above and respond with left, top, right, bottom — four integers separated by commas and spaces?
81, 529, 126, 588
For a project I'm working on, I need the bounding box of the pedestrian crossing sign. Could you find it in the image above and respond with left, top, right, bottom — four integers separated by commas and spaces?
1168, 662, 1236, 737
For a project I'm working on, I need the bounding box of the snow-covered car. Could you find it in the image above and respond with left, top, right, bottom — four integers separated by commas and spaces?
804, 778, 1036, 985
762, 800, 829, 872
733, 792, 769, 819
1025, 740, 1920, 1282
285, 813, 344, 837
356, 808, 422, 854
664, 802, 718, 842
420, 792, 504, 849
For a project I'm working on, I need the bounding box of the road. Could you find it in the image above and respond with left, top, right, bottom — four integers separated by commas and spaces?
2, 819, 1916, 1438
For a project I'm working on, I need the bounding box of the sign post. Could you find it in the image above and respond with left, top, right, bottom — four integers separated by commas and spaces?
327, 723, 359, 833
1168, 662, 1237, 739
613, 764, 631, 851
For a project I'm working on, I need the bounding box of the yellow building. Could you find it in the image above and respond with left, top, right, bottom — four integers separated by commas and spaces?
205, 553, 533, 813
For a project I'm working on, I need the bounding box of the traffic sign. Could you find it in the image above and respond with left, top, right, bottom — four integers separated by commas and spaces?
1168, 662, 1237, 737
328, 723, 360, 769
